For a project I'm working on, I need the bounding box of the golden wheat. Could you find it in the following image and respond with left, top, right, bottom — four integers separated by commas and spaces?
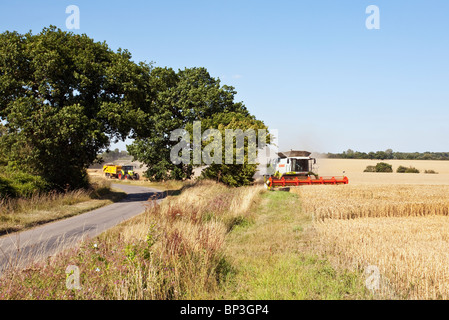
293, 185, 449, 221
313, 216, 449, 299
293, 184, 449, 299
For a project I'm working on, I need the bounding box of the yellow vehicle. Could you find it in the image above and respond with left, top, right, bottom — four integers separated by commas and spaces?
103, 164, 139, 180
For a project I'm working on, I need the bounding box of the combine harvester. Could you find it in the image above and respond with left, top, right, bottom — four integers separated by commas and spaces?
264, 150, 348, 189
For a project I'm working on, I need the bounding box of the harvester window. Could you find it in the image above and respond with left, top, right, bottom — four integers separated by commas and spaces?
292, 159, 308, 172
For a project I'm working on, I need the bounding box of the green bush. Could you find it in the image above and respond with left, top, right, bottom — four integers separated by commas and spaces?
199, 163, 258, 187
0, 168, 49, 198
397, 166, 420, 173
0, 176, 17, 198
10, 172, 49, 197
376, 162, 393, 172
363, 165, 376, 173
364, 162, 393, 173
424, 169, 438, 174
396, 166, 407, 173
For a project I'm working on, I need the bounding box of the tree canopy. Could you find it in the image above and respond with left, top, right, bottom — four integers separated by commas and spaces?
126, 67, 265, 184
0, 26, 152, 189
191, 111, 269, 187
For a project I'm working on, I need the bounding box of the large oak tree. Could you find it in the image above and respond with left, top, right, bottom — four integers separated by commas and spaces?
0, 26, 152, 189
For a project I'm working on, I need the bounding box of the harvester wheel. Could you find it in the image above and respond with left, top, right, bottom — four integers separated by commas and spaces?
134, 173, 139, 180
125, 174, 130, 180
118, 173, 122, 180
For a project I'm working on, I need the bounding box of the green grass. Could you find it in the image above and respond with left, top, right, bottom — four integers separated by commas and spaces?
217, 190, 372, 300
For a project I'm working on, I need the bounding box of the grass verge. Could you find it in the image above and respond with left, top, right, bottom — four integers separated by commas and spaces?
0, 177, 126, 236
216, 190, 371, 299
0, 180, 262, 299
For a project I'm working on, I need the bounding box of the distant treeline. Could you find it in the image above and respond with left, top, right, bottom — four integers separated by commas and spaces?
320, 149, 449, 161
89, 149, 133, 169
99, 149, 132, 163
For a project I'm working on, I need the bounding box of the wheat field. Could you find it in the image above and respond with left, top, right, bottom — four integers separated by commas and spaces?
312, 215, 449, 299
292, 158, 449, 299
296, 184, 449, 221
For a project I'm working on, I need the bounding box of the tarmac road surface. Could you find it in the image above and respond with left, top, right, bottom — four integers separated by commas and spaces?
0, 183, 165, 274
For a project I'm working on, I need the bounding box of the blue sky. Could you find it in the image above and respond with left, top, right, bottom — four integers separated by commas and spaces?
1, 0, 448, 153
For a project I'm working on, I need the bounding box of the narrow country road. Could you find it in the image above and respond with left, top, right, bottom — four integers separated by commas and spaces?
0, 183, 165, 274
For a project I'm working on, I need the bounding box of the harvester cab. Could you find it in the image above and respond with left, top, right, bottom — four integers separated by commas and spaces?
264, 150, 348, 189
272, 150, 316, 178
